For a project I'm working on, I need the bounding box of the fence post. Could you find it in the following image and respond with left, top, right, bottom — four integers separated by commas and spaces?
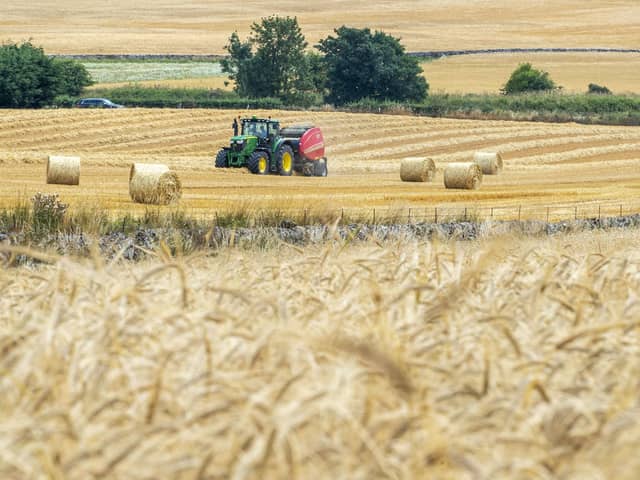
491, 207, 494, 220
598, 205, 601, 220
464, 207, 467, 221
518, 205, 521, 221
341, 208, 344, 223
574, 206, 577, 220
373, 208, 376, 224
303, 208, 308, 225
408, 207, 411, 223
434, 207, 438, 223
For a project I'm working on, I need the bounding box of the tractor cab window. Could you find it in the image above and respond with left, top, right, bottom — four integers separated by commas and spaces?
267, 122, 279, 138
242, 121, 254, 136
243, 121, 268, 139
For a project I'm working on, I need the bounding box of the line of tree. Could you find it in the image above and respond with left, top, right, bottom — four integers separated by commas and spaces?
1, 19, 612, 109
0, 41, 92, 108
222, 16, 429, 106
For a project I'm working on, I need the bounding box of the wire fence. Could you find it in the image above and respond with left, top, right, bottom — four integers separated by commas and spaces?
196, 199, 640, 226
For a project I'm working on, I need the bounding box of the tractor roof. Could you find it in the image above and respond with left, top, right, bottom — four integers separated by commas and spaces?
242, 117, 278, 123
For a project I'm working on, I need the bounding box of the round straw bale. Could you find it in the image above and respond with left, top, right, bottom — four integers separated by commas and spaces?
473, 151, 503, 175
129, 163, 182, 205
400, 157, 436, 182
444, 162, 483, 190
46, 155, 80, 185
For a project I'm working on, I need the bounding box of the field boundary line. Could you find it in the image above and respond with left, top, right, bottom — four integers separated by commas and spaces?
50, 48, 640, 62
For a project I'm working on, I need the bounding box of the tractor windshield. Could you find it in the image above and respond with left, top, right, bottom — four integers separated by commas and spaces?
243, 121, 267, 138
242, 119, 279, 139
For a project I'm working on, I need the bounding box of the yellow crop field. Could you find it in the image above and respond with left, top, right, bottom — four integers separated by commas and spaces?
425, 52, 640, 94
88, 53, 640, 95
1, 0, 639, 54
88, 77, 232, 91
3, 230, 640, 478
1, 109, 640, 220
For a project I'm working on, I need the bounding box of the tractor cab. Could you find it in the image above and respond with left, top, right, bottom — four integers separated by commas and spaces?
241, 117, 280, 146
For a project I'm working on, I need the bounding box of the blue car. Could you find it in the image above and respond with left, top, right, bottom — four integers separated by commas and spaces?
74, 98, 124, 108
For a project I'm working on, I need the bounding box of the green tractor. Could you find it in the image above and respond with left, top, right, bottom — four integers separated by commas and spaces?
215, 116, 328, 176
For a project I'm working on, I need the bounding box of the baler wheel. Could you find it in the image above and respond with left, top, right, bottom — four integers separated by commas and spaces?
314, 158, 328, 177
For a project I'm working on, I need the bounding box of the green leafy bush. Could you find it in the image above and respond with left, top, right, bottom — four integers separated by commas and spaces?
0, 41, 92, 107
502, 63, 558, 95
31, 193, 67, 233
317, 26, 428, 105
588, 83, 612, 95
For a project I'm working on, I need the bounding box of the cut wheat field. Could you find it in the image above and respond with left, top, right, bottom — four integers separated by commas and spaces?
1, 109, 640, 220
87, 53, 640, 95
424, 52, 640, 94
1, 0, 639, 54
2, 230, 640, 478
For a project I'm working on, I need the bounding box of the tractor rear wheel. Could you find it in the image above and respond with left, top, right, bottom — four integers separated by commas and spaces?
314, 158, 328, 177
276, 145, 294, 176
215, 149, 228, 168
247, 151, 269, 175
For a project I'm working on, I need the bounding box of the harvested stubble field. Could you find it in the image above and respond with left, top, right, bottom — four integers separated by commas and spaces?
2, 230, 640, 478
424, 52, 640, 94
1, 109, 640, 221
1, 0, 639, 55
84, 53, 640, 95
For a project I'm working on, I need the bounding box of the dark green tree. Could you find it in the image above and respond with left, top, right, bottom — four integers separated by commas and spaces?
51, 57, 93, 96
221, 31, 254, 96
222, 16, 317, 101
317, 26, 428, 105
587, 83, 612, 95
502, 63, 558, 94
0, 41, 93, 107
0, 41, 58, 107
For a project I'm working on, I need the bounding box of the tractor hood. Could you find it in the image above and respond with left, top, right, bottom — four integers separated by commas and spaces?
231, 135, 257, 142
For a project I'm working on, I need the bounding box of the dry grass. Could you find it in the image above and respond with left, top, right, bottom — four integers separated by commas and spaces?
2, 229, 640, 478
87, 77, 233, 91
1, 1, 638, 54
423, 52, 640, 94
1, 109, 640, 219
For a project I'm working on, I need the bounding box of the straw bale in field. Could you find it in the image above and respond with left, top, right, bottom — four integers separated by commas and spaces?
473, 151, 503, 174
129, 163, 182, 205
400, 157, 436, 182
46, 155, 80, 185
444, 162, 483, 190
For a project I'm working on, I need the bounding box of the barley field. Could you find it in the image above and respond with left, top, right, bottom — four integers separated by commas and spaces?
1, 0, 638, 54
424, 52, 640, 94
86, 53, 640, 95
2, 229, 640, 479
1, 109, 640, 220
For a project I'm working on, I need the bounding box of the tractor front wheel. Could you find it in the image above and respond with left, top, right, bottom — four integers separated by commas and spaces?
215, 149, 228, 168
276, 145, 294, 176
247, 151, 269, 175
